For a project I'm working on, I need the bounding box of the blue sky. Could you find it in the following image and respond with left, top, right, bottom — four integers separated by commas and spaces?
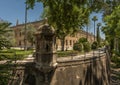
0, 0, 43, 26
0, 0, 105, 38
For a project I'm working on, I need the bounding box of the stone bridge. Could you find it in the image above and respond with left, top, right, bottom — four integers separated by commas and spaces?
7, 49, 111, 85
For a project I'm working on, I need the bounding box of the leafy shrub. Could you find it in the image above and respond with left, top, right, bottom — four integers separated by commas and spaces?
0, 49, 33, 60
78, 37, 87, 43
0, 63, 12, 85
57, 51, 79, 57
83, 42, 91, 52
111, 56, 120, 67
91, 41, 98, 50
73, 43, 83, 52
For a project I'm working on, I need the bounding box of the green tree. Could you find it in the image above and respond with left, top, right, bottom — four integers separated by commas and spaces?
25, 0, 118, 51
102, 5, 120, 56
92, 16, 98, 41
75, 37, 91, 52
96, 23, 101, 47
73, 42, 83, 52
83, 42, 91, 52
0, 22, 11, 49
78, 37, 87, 43
26, 24, 36, 47
103, 0, 120, 16
0, 62, 12, 85
26, 0, 104, 51
91, 41, 98, 50
0, 21, 12, 85
85, 18, 90, 40
21, 24, 36, 48
41, 1, 90, 51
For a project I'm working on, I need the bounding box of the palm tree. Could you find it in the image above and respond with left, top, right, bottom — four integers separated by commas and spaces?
85, 19, 90, 40
92, 16, 98, 41
0, 21, 12, 85
0, 22, 11, 49
97, 23, 101, 47
24, 3, 28, 50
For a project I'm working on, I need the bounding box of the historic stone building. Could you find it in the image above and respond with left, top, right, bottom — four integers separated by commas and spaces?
11, 20, 94, 50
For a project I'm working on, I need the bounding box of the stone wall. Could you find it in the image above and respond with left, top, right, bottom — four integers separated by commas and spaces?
22, 54, 110, 85
50, 55, 110, 85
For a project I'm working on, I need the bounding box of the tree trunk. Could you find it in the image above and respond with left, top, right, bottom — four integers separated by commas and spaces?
61, 36, 65, 51
110, 39, 114, 57
86, 25, 88, 40
97, 26, 100, 47
31, 42, 34, 47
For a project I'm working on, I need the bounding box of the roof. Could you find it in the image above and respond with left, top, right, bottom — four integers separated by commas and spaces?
11, 20, 44, 28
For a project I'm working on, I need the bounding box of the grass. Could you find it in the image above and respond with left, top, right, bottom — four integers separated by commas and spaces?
57, 50, 84, 57
0, 49, 33, 60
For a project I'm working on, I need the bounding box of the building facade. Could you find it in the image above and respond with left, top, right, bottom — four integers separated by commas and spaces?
11, 20, 94, 50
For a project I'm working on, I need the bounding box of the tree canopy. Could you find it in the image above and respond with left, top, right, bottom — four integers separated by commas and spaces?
102, 5, 120, 56
25, 0, 120, 51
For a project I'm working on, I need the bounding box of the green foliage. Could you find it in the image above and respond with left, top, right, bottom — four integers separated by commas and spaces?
57, 50, 79, 57
78, 37, 91, 52
26, 25, 36, 46
96, 23, 101, 47
91, 41, 98, 50
73, 37, 91, 52
0, 21, 13, 84
111, 56, 120, 67
26, 0, 111, 12
0, 49, 33, 60
73, 43, 83, 52
25, 0, 114, 52
0, 62, 12, 85
83, 42, 91, 52
92, 16, 98, 42
26, 0, 90, 42
0, 49, 33, 84
78, 37, 87, 43
0, 22, 11, 50
102, 5, 120, 56
103, 0, 120, 16
92, 16, 98, 22
21, 24, 36, 47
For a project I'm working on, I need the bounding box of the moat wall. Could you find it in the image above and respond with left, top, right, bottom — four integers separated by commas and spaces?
22, 54, 110, 85
50, 56, 110, 85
